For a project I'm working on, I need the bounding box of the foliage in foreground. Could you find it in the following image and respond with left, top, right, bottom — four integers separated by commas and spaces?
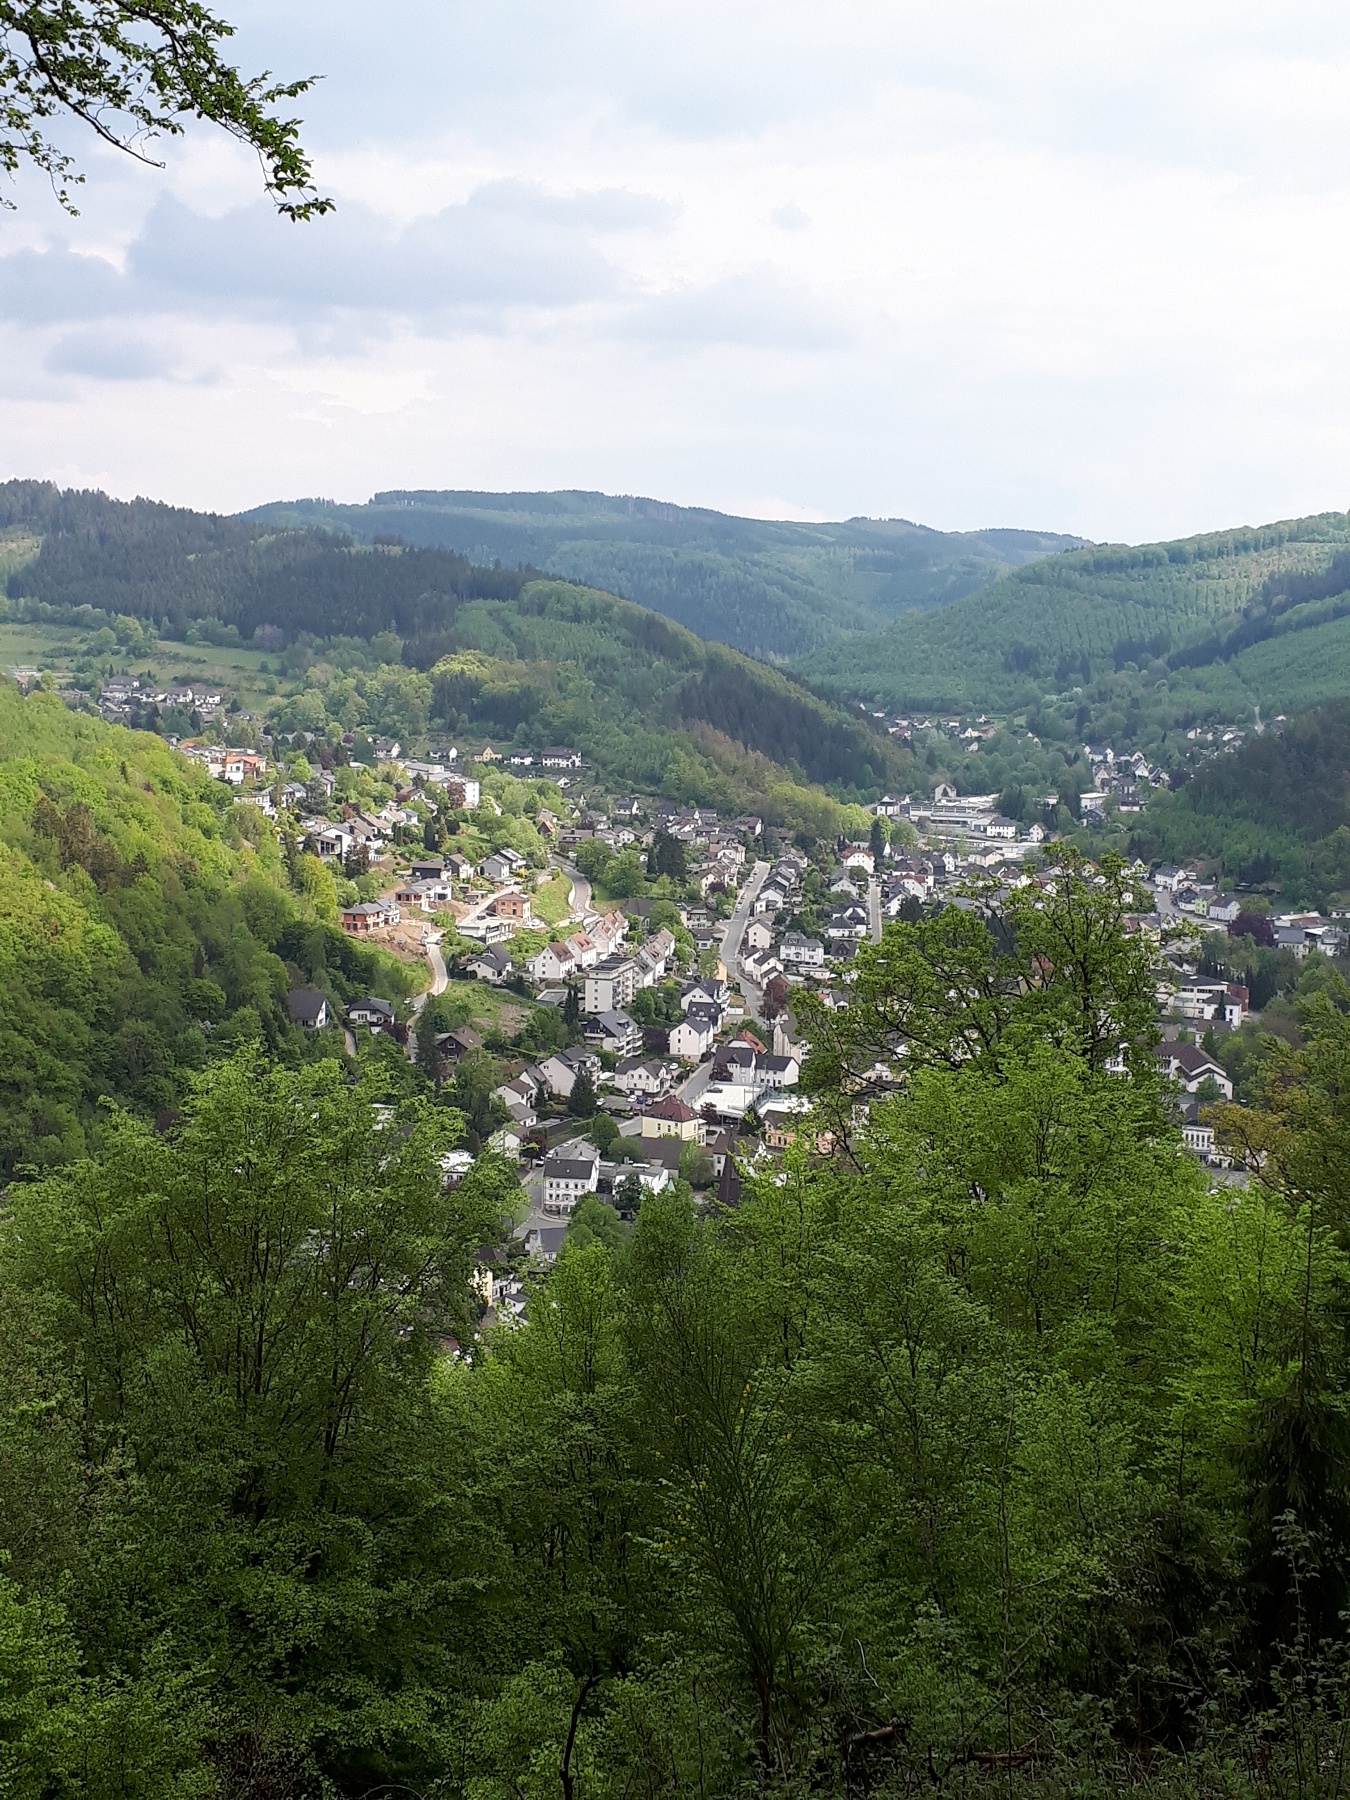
6, 864, 1350, 1796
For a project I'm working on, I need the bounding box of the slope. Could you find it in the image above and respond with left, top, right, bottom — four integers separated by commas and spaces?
0, 683, 411, 1174
243, 488, 1083, 662
803, 511, 1350, 715
1, 480, 917, 808
1136, 699, 1350, 902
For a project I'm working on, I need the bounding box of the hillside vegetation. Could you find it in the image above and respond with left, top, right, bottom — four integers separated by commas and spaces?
8, 862, 1350, 1795
0, 684, 410, 1174
1135, 698, 1350, 900
805, 510, 1350, 720
2, 481, 915, 814
245, 487, 1082, 661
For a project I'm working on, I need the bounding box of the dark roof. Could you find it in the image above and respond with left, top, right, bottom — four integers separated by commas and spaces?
1161, 1043, 1225, 1077
287, 988, 328, 1027
545, 1153, 599, 1178
351, 995, 394, 1020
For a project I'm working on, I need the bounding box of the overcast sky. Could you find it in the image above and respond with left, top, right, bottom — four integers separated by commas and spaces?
4, 1, 1350, 541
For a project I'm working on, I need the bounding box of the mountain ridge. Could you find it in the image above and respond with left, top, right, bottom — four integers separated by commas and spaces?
243, 487, 1085, 661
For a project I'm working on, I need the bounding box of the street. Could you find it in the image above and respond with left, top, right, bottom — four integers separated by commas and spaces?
867, 875, 882, 943
722, 858, 771, 1022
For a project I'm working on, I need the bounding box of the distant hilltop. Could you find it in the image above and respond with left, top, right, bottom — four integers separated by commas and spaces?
242, 487, 1084, 663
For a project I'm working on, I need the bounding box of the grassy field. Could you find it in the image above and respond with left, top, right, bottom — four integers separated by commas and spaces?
530, 873, 573, 927
0, 622, 287, 712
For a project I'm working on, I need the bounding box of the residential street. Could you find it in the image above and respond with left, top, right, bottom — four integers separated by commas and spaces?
868, 875, 882, 943
722, 858, 771, 1021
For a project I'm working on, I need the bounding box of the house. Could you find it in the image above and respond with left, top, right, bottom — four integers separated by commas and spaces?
287, 988, 330, 1030
442, 777, 481, 809
666, 1014, 715, 1061
542, 1143, 601, 1213
527, 941, 577, 983
493, 1076, 539, 1127
445, 854, 476, 881
780, 931, 826, 968
841, 846, 875, 873
1275, 926, 1310, 960
482, 848, 527, 884
825, 905, 869, 942
410, 860, 445, 881
584, 1009, 642, 1058
640, 1096, 703, 1143
743, 918, 774, 953
612, 1055, 678, 1098
463, 945, 514, 984
540, 1047, 602, 1099
541, 747, 583, 769
680, 976, 728, 1013
341, 899, 400, 934
438, 1028, 483, 1063
759, 1093, 812, 1149
1156, 1043, 1234, 1099
490, 891, 533, 922
348, 996, 395, 1029
584, 957, 639, 1014
1208, 895, 1243, 925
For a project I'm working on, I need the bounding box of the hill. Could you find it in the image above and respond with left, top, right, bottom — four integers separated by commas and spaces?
803, 511, 1350, 724
0, 481, 918, 815
1136, 699, 1350, 901
0, 683, 411, 1174
243, 488, 1082, 661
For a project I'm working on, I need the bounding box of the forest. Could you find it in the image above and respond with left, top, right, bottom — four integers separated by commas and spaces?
1131, 698, 1350, 901
803, 510, 1350, 735
0, 682, 412, 1175
7, 853, 1350, 1798
245, 488, 1082, 663
0, 482, 915, 811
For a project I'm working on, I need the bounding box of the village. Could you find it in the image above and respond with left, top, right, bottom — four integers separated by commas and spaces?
107, 694, 1322, 1333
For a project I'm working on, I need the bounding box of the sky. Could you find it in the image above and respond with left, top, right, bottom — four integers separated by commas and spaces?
4, 1, 1350, 541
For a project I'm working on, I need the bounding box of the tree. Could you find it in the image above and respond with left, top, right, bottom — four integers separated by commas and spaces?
568, 1065, 597, 1118
416, 1004, 444, 1085
868, 815, 886, 863
678, 1140, 714, 1188
762, 974, 790, 1021
647, 830, 687, 883
590, 1111, 620, 1155
562, 984, 581, 1030
0, 0, 331, 215
566, 1196, 627, 1254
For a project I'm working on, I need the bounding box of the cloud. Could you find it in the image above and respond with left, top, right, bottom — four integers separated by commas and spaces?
0, 179, 676, 336
772, 204, 811, 231
0, 248, 131, 324
624, 271, 846, 350
46, 327, 176, 381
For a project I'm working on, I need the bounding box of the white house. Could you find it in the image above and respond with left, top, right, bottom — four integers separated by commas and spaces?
1157, 1043, 1234, 1099
528, 941, 577, 983
667, 1014, 715, 1060
542, 1144, 601, 1213
780, 931, 825, 968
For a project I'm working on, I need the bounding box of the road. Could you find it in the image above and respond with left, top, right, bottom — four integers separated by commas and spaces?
408, 933, 449, 1044
552, 854, 591, 919
867, 875, 882, 943
722, 859, 771, 1021
678, 1057, 719, 1108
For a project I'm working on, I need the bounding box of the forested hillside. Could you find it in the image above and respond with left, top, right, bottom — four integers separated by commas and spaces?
804, 510, 1350, 718
0, 684, 410, 1173
7, 856, 1350, 1796
1137, 698, 1350, 899
2, 481, 914, 808
246, 488, 1082, 661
